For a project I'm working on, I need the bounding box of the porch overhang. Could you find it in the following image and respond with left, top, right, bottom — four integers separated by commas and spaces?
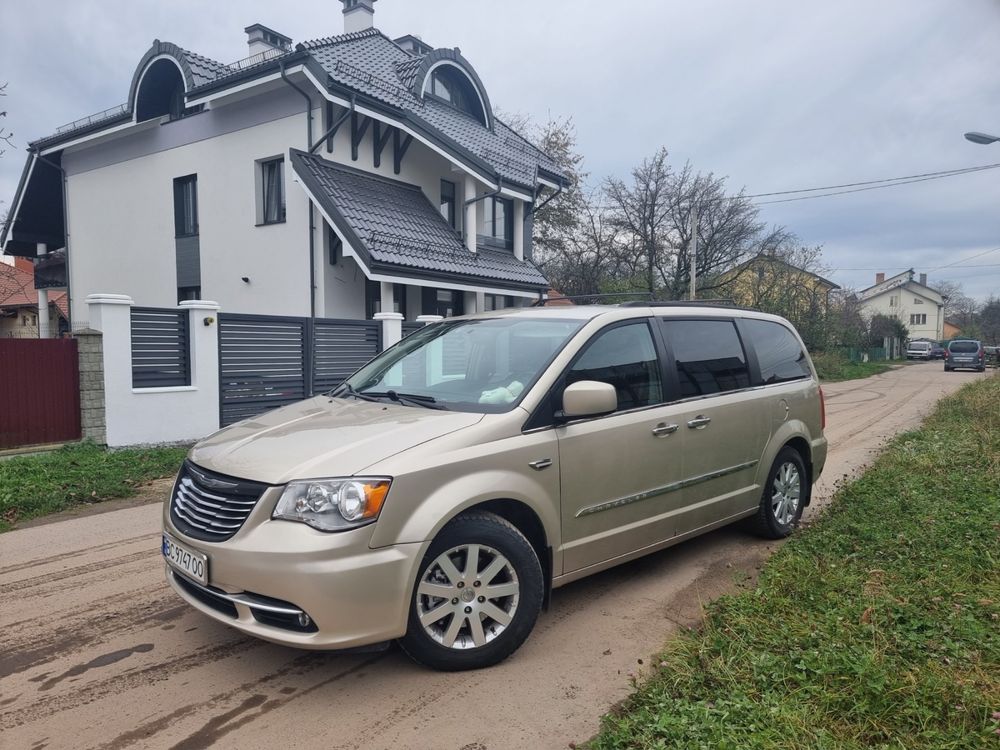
1, 152, 66, 257
289, 148, 549, 297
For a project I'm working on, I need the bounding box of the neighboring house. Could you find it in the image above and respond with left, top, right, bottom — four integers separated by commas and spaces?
942, 318, 961, 340
0, 258, 68, 338
1, 0, 564, 330
857, 270, 945, 340
715, 253, 839, 347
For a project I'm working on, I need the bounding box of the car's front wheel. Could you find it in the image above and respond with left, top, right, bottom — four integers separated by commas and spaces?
399, 511, 543, 671
750, 447, 808, 539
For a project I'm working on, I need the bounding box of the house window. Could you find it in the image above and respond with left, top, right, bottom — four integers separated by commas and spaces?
173, 175, 198, 237
484, 294, 509, 311
257, 157, 286, 225
422, 288, 465, 317
910, 313, 927, 326
328, 228, 342, 266
366, 281, 407, 319
440, 180, 457, 228
423, 67, 487, 125
481, 196, 513, 249
889, 296, 897, 307
913, 297, 923, 304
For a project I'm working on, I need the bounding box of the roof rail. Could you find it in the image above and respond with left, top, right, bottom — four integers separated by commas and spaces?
619, 299, 736, 308
531, 291, 653, 307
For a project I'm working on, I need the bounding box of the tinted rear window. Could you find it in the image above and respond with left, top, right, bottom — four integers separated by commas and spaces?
663, 319, 750, 398
742, 319, 811, 384
949, 341, 979, 353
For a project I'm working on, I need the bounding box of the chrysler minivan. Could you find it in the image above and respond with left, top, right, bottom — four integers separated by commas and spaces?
162, 304, 827, 670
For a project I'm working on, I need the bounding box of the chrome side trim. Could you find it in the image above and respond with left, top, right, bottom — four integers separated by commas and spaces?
574, 460, 759, 518
170, 570, 304, 615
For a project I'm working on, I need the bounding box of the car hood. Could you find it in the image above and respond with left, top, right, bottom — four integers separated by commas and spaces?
189, 396, 484, 484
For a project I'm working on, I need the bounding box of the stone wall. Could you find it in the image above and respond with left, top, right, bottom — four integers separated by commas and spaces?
74, 329, 106, 444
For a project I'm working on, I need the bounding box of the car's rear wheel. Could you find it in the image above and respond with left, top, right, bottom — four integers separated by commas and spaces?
750, 447, 808, 539
399, 511, 543, 671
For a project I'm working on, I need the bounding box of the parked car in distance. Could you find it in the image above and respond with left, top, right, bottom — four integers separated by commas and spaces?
161, 304, 827, 671
906, 340, 933, 360
929, 343, 946, 360
944, 339, 985, 372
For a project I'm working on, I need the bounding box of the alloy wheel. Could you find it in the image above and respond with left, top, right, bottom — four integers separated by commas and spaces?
771, 461, 801, 526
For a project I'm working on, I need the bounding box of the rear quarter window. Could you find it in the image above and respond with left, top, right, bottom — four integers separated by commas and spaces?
741, 319, 812, 384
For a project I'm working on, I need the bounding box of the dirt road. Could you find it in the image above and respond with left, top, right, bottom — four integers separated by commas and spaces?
1, 362, 988, 750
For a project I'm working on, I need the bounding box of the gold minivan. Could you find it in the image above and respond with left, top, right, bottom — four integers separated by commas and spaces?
162, 304, 827, 670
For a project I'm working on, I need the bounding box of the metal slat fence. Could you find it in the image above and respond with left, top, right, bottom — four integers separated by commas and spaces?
131, 307, 191, 388
218, 313, 382, 427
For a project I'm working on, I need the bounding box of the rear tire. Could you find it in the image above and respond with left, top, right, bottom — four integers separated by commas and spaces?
750, 447, 808, 539
399, 511, 543, 671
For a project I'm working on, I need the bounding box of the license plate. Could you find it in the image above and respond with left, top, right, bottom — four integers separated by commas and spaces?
162, 534, 208, 585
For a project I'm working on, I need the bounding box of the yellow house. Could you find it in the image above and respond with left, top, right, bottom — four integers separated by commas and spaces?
716, 254, 840, 317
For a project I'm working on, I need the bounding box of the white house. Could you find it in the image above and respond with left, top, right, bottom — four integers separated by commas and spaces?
1, 0, 564, 330
857, 269, 946, 340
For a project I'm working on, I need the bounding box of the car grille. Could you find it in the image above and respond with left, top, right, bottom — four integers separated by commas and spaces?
169, 461, 269, 542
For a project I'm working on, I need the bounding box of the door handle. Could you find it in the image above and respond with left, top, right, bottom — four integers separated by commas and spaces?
528, 458, 553, 471
651, 423, 679, 437
687, 415, 711, 429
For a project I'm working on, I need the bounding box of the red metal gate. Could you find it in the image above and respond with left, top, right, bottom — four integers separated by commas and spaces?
0, 339, 81, 449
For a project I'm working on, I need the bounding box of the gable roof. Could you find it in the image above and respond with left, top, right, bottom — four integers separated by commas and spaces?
28, 29, 564, 192
290, 149, 548, 290
726, 254, 840, 290
858, 269, 943, 303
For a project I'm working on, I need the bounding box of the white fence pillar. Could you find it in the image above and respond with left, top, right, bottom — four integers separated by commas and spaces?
86, 293, 222, 447
374, 311, 404, 349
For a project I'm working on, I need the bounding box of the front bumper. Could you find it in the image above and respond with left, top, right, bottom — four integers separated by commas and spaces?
163, 500, 426, 650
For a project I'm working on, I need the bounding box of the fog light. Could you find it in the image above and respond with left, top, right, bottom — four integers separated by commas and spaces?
297, 612, 311, 628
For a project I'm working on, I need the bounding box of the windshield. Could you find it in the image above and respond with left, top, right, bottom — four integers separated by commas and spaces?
949, 341, 979, 353
909, 342, 930, 350
338, 317, 585, 412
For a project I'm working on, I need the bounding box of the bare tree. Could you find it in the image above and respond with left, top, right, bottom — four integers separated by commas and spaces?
540, 188, 620, 297
0, 82, 13, 158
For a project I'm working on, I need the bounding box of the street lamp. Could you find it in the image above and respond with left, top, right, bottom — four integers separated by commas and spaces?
964, 131, 1000, 145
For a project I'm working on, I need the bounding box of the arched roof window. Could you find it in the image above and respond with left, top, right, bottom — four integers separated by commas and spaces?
135, 58, 187, 121
423, 65, 488, 125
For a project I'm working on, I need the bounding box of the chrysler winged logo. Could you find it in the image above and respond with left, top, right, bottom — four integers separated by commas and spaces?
188, 466, 239, 491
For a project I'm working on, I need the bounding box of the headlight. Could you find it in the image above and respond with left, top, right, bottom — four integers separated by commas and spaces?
272, 478, 391, 532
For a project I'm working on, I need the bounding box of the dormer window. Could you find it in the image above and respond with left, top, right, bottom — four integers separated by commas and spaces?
423, 65, 487, 126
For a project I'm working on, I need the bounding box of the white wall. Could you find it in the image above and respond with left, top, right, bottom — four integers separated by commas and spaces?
860, 284, 945, 340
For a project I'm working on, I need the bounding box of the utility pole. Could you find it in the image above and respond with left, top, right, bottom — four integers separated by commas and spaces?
688, 201, 698, 300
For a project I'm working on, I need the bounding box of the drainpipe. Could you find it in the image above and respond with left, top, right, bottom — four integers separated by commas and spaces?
280, 61, 317, 318
34, 151, 72, 332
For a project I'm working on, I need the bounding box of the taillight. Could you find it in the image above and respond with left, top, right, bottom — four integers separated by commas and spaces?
819, 386, 826, 431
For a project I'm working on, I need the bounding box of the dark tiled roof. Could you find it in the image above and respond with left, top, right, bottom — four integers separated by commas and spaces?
178, 48, 232, 87
36, 29, 564, 191
291, 150, 548, 289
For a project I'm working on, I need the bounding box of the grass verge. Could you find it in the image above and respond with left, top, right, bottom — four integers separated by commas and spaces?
589, 374, 1000, 749
811, 351, 896, 382
0, 441, 187, 532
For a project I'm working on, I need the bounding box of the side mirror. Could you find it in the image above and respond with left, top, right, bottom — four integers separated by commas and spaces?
560, 380, 617, 420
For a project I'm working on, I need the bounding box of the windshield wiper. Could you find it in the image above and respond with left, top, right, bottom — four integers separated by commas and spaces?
331, 383, 382, 403
367, 390, 448, 410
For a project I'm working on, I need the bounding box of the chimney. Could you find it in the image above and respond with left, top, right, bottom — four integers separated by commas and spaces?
244, 24, 292, 57
875, 272, 885, 284
341, 0, 377, 33
919, 273, 927, 286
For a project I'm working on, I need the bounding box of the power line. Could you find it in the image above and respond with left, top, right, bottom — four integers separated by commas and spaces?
745, 162, 1000, 198
927, 246, 1000, 273
829, 262, 1000, 272
754, 165, 1000, 205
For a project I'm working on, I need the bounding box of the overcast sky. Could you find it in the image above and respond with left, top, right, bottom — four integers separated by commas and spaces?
3, 0, 1000, 298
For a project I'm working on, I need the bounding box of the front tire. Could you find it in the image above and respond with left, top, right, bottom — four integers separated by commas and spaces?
399, 511, 543, 671
750, 447, 808, 539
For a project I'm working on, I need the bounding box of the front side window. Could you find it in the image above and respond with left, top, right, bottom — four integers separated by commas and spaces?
341, 317, 584, 413
173, 175, 198, 237
742, 319, 810, 385
664, 319, 751, 398
260, 157, 286, 224
565, 322, 662, 412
